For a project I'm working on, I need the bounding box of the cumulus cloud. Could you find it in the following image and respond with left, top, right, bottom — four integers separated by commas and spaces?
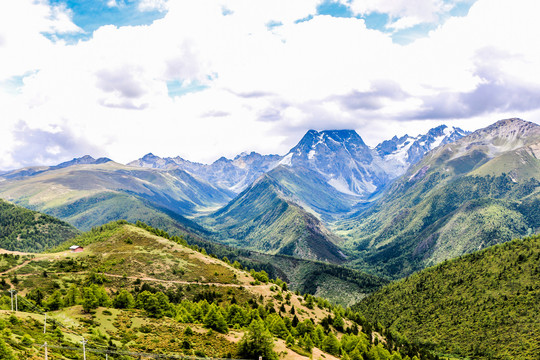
9, 121, 103, 168
0, 0, 539, 167
138, 0, 168, 12
336, 80, 409, 111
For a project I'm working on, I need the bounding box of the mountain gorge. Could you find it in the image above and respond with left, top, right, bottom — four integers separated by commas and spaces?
204, 172, 347, 263
338, 118, 540, 278
0, 120, 534, 280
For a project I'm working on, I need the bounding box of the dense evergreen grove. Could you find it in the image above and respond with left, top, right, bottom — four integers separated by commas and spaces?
0, 275, 436, 360
354, 234, 540, 359
0, 199, 79, 252
0, 220, 439, 359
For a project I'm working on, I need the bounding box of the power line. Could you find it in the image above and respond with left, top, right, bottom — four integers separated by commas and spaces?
35, 343, 251, 360
7, 290, 255, 360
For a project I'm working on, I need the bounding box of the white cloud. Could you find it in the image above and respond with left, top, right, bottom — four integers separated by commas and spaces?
0, 0, 539, 169
138, 0, 169, 12
348, 0, 448, 24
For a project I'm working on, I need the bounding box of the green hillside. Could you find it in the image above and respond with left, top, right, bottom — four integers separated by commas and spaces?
0, 222, 434, 360
179, 234, 389, 307
0, 161, 233, 231
0, 199, 79, 252
266, 166, 361, 219
205, 174, 347, 264
353, 234, 540, 359
337, 119, 540, 278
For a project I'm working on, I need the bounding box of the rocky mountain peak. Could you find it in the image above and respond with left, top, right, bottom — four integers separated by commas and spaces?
289, 129, 371, 161
477, 118, 540, 138
376, 124, 470, 168
54, 155, 112, 169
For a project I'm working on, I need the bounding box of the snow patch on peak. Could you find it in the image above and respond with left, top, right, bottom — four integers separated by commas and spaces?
386, 140, 414, 165
279, 153, 293, 166
443, 126, 452, 137
430, 135, 445, 149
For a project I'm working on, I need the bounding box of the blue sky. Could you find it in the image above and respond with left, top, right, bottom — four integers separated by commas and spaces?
1, 0, 539, 169
47, 0, 166, 42
47, 0, 477, 45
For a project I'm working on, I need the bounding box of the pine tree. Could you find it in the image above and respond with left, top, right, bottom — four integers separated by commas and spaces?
286, 334, 295, 347
0, 338, 15, 360
313, 325, 326, 347
292, 314, 299, 327
333, 313, 345, 331
322, 332, 341, 356
113, 290, 135, 309
45, 290, 63, 311
238, 319, 278, 360
303, 334, 314, 352
63, 284, 79, 306
268, 315, 289, 339
204, 304, 229, 333
349, 347, 363, 360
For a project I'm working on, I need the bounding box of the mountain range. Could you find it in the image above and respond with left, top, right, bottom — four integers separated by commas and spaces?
1, 118, 540, 359
1, 119, 539, 279
337, 118, 540, 278
129, 125, 468, 200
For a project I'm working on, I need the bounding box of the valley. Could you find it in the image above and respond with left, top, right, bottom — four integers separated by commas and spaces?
0, 118, 539, 359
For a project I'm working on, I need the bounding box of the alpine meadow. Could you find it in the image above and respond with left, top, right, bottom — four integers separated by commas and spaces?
1, 0, 540, 359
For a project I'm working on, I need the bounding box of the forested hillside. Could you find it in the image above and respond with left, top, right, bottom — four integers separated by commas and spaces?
354, 234, 540, 359
206, 175, 347, 263
0, 221, 436, 360
0, 199, 79, 252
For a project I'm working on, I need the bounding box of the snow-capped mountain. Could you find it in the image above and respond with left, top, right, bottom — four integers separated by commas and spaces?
276, 126, 469, 197
128, 125, 468, 199
375, 125, 469, 176
278, 130, 391, 197
128, 152, 281, 193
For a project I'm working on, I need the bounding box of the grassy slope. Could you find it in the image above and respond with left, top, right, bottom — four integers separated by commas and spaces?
0, 162, 233, 229
353, 234, 540, 360
205, 175, 347, 264
0, 223, 254, 359
0, 199, 79, 252
0, 223, 414, 360
171, 231, 388, 307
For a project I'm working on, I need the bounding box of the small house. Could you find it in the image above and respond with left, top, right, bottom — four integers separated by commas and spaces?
69, 245, 84, 253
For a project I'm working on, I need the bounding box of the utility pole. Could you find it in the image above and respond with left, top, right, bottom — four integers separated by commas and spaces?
9, 289, 15, 311
44, 313, 47, 334
15, 292, 18, 312
82, 337, 87, 360
44, 342, 48, 360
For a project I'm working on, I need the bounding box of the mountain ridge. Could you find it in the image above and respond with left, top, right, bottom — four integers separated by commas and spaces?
337, 118, 540, 278
205, 173, 348, 263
